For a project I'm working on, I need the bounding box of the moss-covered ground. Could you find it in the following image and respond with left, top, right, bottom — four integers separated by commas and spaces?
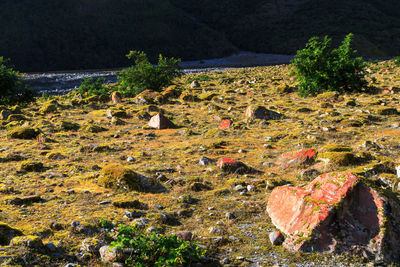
1, 60, 400, 265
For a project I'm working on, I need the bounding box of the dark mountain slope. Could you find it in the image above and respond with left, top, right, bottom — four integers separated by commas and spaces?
172, 0, 400, 57
0, 0, 237, 72
1, 0, 400, 72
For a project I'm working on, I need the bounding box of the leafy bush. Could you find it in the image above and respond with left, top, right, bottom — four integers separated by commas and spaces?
111, 224, 205, 266
118, 51, 182, 97
291, 33, 367, 96
76, 77, 109, 96
394, 56, 400, 67
0, 57, 33, 105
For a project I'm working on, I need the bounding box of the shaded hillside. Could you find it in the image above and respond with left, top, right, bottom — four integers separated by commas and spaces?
1, 0, 400, 71
172, 0, 400, 57
0, 0, 237, 72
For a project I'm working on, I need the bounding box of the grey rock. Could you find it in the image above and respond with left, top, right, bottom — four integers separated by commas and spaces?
191, 81, 200, 88
45, 242, 57, 252
209, 227, 225, 234
177, 231, 193, 241
199, 156, 212, 166
225, 212, 235, 219
127, 156, 136, 162
99, 245, 123, 263
146, 226, 161, 233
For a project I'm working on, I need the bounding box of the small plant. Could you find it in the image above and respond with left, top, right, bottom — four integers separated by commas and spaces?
76, 77, 109, 96
291, 33, 367, 96
110, 224, 206, 266
0, 57, 33, 105
118, 50, 182, 97
99, 218, 113, 230
394, 56, 400, 67
187, 74, 215, 84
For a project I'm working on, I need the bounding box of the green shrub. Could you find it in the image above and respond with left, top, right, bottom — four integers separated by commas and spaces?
291, 33, 367, 96
187, 74, 215, 83
118, 50, 182, 97
111, 224, 205, 266
394, 56, 400, 67
76, 77, 109, 96
0, 57, 33, 105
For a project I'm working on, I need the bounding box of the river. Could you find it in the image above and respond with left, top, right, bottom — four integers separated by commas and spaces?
23, 52, 293, 95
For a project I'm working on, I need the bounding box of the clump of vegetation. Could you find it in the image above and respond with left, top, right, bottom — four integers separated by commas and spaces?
110, 224, 206, 266
118, 50, 182, 97
98, 164, 142, 191
187, 74, 215, 83
7, 126, 40, 139
393, 56, 400, 67
291, 33, 367, 97
76, 77, 109, 97
20, 161, 44, 172
0, 57, 33, 105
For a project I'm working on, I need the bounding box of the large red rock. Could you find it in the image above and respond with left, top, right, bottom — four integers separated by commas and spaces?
148, 113, 176, 129
267, 172, 400, 262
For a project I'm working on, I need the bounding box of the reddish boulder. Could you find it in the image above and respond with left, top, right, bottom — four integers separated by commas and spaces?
267, 172, 400, 262
217, 158, 251, 174
219, 119, 232, 130
281, 149, 317, 169
148, 113, 176, 129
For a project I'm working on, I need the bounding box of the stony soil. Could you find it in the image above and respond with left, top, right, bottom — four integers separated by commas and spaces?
1, 60, 400, 266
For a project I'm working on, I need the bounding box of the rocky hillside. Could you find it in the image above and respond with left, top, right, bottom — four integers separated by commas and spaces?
0, 60, 400, 265
1, 0, 400, 72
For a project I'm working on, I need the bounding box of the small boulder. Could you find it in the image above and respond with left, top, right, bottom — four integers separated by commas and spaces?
7, 114, 27, 122
162, 85, 180, 98
0, 110, 11, 120
148, 113, 176, 129
98, 164, 142, 191
7, 127, 40, 139
111, 91, 122, 104
217, 158, 253, 174
99, 245, 123, 263
281, 149, 316, 169
0, 223, 23, 245
269, 231, 284, 246
39, 101, 58, 114
199, 157, 212, 166
190, 80, 200, 88
10, 235, 44, 250
219, 119, 232, 130
8, 195, 43, 206
245, 105, 283, 120
60, 121, 80, 131
177, 231, 193, 241
20, 161, 44, 172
